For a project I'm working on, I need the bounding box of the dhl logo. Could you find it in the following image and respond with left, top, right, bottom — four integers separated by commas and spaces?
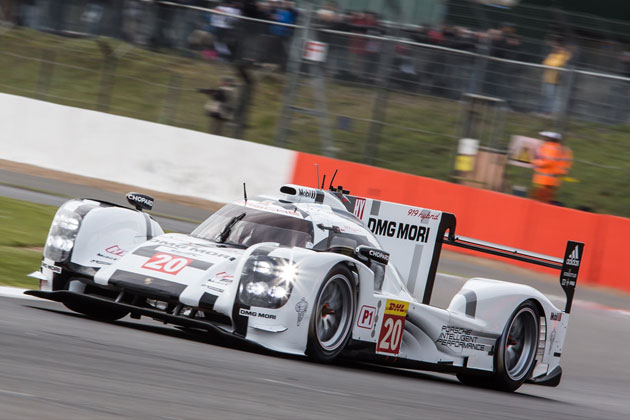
384, 300, 409, 316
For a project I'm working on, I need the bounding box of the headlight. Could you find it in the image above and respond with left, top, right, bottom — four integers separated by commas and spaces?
239, 252, 297, 309
43, 201, 85, 262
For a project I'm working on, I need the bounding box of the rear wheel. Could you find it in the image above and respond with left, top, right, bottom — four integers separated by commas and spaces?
63, 300, 129, 322
458, 301, 540, 392
306, 265, 356, 362
494, 301, 540, 391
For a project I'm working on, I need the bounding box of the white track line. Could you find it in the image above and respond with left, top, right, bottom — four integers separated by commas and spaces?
0, 286, 40, 300
258, 378, 351, 397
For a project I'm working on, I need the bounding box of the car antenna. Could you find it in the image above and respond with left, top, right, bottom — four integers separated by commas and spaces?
243, 182, 248, 205
320, 174, 326, 190
315, 164, 320, 189
328, 169, 338, 190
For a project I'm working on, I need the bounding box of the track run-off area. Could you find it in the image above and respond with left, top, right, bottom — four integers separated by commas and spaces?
1, 167, 630, 419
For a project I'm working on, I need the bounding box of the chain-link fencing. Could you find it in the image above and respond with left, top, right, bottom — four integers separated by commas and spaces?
1, 0, 630, 215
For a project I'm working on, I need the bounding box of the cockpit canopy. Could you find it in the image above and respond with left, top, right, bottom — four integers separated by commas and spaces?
192, 204, 314, 248
192, 201, 381, 252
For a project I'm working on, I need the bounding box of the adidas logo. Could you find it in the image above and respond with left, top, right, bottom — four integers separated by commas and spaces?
566, 246, 580, 267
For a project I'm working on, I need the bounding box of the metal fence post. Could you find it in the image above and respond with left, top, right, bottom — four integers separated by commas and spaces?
275, 2, 314, 148
233, 60, 254, 139
159, 72, 181, 125
96, 40, 117, 112
36, 48, 55, 100
556, 67, 576, 134
363, 36, 395, 165
363, 0, 402, 165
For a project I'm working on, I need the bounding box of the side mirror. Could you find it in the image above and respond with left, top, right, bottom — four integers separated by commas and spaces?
126, 192, 154, 212
355, 246, 389, 292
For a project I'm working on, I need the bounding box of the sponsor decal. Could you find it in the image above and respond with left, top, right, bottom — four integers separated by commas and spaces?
407, 208, 440, 221
357, 305, 376, 329
96, 253, 118, 261
42, 261, 62, 274
148, 239, 235, 260
550, 312, 563, 321
298, 188, 317, 199
202, 283, 224, 293
105, 245, 127, 256
376, 299, 409, 356
142, 252, 192, 275
548, 328, 557, 355
368, 249, 389, 264
89, 259, 111, 266
144, 277, 153, 285
295, 297, 308, 326
566, 245, 580, 267
435, 325, 492, 352
367, 218, 430, 243
353, 198, 366, 219
211, 271, 234, 284
126, 193, 154, 208
239, 308, 277, 320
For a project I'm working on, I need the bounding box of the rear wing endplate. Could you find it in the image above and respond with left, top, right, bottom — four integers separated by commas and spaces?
444, 235, 584, 314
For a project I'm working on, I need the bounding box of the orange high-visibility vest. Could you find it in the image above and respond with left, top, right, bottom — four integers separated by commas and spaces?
532, 141, 572, 187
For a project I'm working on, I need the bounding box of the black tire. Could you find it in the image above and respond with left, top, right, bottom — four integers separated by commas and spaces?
63, 300, 129, 322
493, 301, 540, 392
306, 265, 356, 362
456, 372, 494, 388
457, 301, 539, 392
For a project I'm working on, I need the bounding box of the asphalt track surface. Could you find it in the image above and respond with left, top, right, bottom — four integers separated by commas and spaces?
2, 169, 630, 419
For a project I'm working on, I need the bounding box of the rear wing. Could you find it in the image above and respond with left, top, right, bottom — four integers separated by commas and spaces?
445, 235, 584, 314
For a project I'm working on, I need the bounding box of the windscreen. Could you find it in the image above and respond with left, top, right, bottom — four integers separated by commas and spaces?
192, 204, 314, 248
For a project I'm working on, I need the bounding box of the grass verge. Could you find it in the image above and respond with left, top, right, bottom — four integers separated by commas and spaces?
0, 196, 55, 288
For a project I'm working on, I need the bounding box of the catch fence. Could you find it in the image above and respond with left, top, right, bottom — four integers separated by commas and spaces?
1, 0, 630, 215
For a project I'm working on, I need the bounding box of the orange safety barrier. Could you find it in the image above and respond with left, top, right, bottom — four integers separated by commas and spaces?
291, 152, 629, 292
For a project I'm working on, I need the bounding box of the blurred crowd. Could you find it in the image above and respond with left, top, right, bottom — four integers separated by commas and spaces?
2, 0, 630, 118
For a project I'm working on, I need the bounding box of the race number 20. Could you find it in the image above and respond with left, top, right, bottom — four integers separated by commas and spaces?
142, 253, 192, 275
376, 299, 409, 356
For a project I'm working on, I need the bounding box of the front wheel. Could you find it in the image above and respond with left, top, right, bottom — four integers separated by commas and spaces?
306, 265, 356, 362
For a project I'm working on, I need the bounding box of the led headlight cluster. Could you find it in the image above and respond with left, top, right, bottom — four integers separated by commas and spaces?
239, 254, 297, 309
43, 201, 85, 262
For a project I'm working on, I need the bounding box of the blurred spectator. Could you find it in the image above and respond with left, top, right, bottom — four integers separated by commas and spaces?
362, 12, 382, 82
531, 131, 573, 204
210, 0, 242, 59
449, 26, 476, 96
122, 0, 146, 44
16, 0, 37, 28
540, 37, 572, 116
267, 1, 297, 71
199, 76, 236, 135
81, 0, 106, 36
240, 0, 268, 62
485, 24, 522, 104
315, 1, 343, 76
391, 43, 419, 90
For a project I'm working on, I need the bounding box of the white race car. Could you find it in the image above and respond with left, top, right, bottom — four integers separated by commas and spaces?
28, 182, 583, 392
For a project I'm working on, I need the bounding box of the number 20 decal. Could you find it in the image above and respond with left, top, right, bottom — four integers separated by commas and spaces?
142, 253, 192, 275
378, 318, 404, 351
376, 299, 409, 356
